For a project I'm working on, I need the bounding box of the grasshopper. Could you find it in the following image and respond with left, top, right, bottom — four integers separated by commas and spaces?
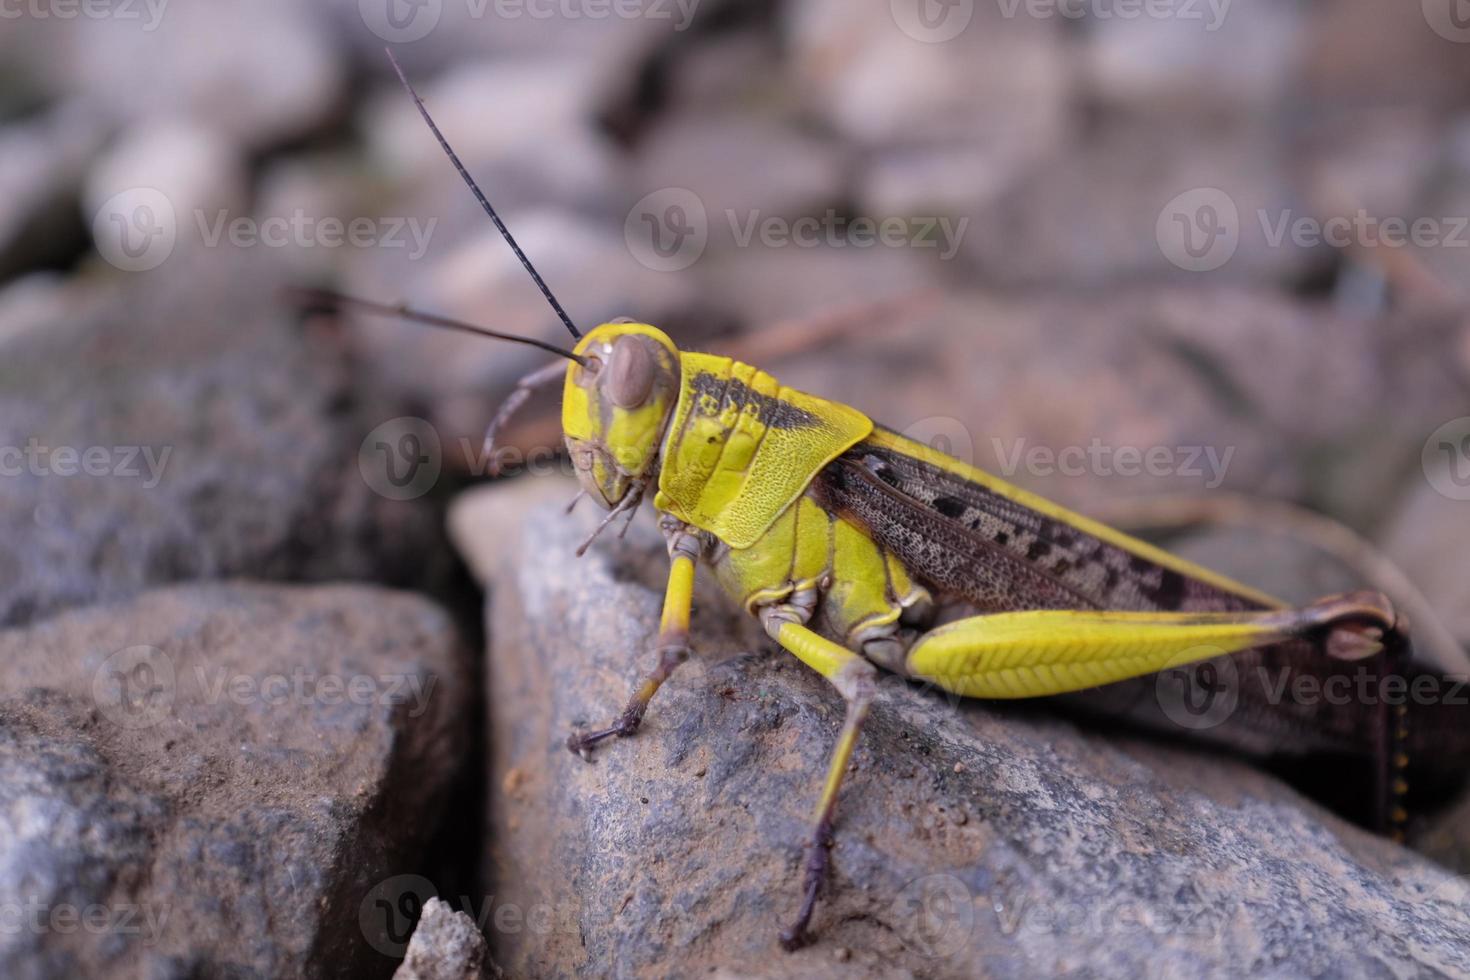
306, 51, 1466, 950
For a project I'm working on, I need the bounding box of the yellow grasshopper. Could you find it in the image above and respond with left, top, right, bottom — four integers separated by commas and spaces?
309, 51, 1429, 949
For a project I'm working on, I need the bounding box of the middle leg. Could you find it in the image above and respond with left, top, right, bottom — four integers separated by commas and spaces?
760, 607, 878, 951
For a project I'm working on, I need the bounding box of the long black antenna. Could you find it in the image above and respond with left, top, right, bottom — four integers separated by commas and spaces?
287, 287, 586, 364
385, 47, 582, 341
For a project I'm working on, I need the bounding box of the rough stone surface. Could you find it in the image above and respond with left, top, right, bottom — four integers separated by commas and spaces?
0, 581, 471, 979
392, 899, 497, 980
632, 113, 846, 222
451, 478, 1470, 979
1383, 481, 1470, 646
0, 253, 452, 629
57, 0, 345, 150
0, 102, 106, 279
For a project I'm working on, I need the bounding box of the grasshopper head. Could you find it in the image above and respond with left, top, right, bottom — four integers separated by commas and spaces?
562, 321, 681, 509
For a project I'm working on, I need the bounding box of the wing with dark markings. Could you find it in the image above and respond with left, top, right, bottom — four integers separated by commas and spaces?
814, 439, 1262, 614
811, 456, 1089, 612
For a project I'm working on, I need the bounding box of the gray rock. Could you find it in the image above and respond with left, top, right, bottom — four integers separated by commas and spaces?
663, 30, 783, 115
1296, 108, 1442, 233
1383, 481, 1470, 648
450, 477, 1470, 979
689, 240, 939, 338
392, 899, 497, 980
53, 0, 345, 150
83, 119, 249, 260
327, 0, 690, 98
0, 252, 450, 629
0, 582, 470, 979
784, 0, 1066, 219
0, 102, 108, 279
632, 113, 846, 223
1082, 3, 1303, 116
1302, 0, 1470, 113
783, 0, 1067, 150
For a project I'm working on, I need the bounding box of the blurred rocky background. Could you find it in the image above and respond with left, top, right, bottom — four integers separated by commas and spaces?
1, 0, 1469, 976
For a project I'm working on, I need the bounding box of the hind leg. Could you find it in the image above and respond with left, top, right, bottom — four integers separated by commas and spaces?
902, 591, 1398, 699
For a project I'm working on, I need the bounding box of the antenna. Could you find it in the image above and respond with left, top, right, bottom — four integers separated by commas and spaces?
286, 287, 586, 364
385, 47, 583, 341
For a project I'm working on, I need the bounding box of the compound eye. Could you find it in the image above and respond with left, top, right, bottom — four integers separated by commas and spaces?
604, 335, 655, 408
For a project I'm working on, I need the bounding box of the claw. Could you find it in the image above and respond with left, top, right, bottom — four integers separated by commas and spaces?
566, 706, 644, 759
565, 733, 597, 760
566, 727, 616, 758
779, 819, 833, 951
778, 925, 809, 953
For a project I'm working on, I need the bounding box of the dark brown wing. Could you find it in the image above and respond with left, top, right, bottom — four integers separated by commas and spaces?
814, 439, 1262, 614
811, 454, 1091, 612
